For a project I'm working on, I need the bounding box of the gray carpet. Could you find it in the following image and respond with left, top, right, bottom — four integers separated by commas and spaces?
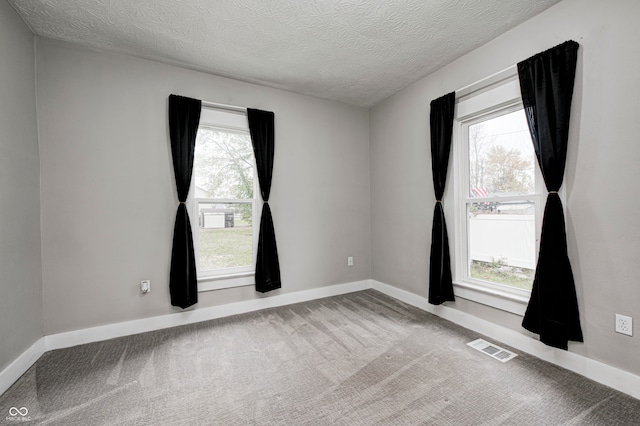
1, 290, 639, 425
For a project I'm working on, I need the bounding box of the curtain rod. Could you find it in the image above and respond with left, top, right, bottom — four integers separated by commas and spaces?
201, 100, 247, 114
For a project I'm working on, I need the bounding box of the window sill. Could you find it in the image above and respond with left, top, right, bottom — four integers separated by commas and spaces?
198, 271, 255, 292
453, 281, 529, 316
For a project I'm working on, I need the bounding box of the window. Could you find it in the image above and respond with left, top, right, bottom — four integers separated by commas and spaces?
191, 107, 258, 290
450, 69, 546, 314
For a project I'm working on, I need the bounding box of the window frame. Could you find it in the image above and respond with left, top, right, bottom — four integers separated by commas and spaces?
188, 108, 260, 292
447, 68, 557, 315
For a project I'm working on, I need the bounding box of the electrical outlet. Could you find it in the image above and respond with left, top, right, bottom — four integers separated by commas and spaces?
615, 314, 632, 336
141, 280, 151, 294
347, 256, 354, 267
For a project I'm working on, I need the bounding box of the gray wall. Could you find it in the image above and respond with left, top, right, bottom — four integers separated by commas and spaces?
36, 38, 371, 334
4, 0, 638, 385
0, 2, 43, 372
370, 0, 640, 376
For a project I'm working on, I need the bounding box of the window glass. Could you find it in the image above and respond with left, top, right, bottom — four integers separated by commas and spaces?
193, 126, 255, 275
194, 129, 254, 200
468, 110, 535, 198
197, 201, 253, 271
467, 201, 535, 290
462, 107, 539, 292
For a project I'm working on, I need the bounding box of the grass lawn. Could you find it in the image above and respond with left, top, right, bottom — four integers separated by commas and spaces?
199, 226, 252, 271
470, 260, 534, 290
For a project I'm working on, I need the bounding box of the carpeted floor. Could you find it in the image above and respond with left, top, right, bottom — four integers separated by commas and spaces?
1, 290, 639, 425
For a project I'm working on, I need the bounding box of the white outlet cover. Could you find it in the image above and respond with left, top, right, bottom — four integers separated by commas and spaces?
615, 314, 633, 336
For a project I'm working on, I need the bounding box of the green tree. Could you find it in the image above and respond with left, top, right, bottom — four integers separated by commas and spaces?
194, 129, 254, 223
484, 145, 533, 194
469, 122, 494, 191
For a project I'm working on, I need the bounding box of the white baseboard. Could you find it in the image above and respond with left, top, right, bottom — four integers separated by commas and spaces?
3, 278, 639, 402
1, 280, 370, 395
45, 280, 370, 351
0, 338, 46, 396
371, 279, 640, 400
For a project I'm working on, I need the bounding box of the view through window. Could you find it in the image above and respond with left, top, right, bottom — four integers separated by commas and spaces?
464, 108, 538, 291
193, 126, 256, 275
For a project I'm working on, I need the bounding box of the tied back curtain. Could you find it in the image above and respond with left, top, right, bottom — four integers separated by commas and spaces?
518, 40, 583, 350
168, 94, 201, 309
428, 92, 456, 305
247, 108, 281, 293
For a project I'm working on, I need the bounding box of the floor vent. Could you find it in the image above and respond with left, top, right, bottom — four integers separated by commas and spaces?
467, 338, 517, 362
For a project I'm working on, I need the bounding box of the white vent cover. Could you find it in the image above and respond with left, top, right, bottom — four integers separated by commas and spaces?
467, 338, 517, 362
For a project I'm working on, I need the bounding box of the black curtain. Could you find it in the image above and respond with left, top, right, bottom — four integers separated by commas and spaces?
428, 92, 456, 305
518, 40, 583, 350
247, 108, 281, 293
168, 94, 201, 308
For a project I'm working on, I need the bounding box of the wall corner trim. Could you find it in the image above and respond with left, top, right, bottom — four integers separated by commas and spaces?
0, 339, 46, 396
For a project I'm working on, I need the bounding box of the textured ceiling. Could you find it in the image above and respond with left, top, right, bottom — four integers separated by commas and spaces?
9, 0, 560, 107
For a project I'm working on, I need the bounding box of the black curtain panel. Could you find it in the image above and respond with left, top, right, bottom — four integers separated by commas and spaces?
247, 108, 281, 293
168, 94, 201, 309
518, 40, 583, 350
428, 92, 456, 305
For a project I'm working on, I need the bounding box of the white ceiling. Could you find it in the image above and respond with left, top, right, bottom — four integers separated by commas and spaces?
9, 0, 560, 107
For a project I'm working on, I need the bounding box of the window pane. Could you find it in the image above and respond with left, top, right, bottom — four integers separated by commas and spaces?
194, 129, 254, 200
468, 110, 535, 198
468, 201, 535, 290
198, 201, 253, 271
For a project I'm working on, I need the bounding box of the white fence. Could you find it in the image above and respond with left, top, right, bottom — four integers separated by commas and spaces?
469, 214, 535, 269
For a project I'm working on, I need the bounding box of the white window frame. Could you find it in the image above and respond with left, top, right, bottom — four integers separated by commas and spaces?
189, 106, 260, 292
447, 67, 562, 315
